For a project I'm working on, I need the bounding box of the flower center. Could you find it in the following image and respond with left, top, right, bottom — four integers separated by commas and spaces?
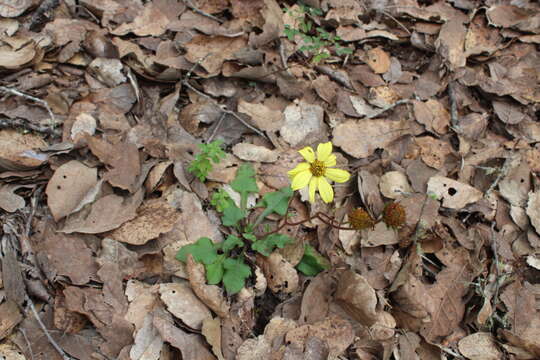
310, 160, 326, 177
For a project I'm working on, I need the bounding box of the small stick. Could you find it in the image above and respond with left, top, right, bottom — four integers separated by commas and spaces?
448, 81, 460, 131
365, 99, 411, 119
206, 112, 227, 143
0, 117, 60, 136
19, 328, 35, 360
26, 295, 74, 360
0, 86, 57, 129
184, 0, 224, 23
183, 81, 268, 139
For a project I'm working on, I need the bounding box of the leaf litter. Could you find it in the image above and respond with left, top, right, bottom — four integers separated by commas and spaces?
0, 0, 540, 359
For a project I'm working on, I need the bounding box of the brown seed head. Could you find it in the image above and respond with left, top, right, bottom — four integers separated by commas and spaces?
382, 202, 406, 228
349, 208, 375, 230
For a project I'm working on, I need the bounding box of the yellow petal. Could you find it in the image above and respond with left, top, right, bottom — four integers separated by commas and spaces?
298, 146, 315, 163
324, 154, 336, 167
308, 176, 318, 203
291, 170, 312, 190
318, 177, 334, 203
316, 142, 333, 162
325, 168, 351, 183
288, 162, 310, 177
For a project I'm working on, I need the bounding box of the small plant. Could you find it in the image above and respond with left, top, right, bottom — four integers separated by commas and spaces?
177, 163, 299, 294
284, 4, 353, 63
188, 140, 226, 182
178, 142, 407, 296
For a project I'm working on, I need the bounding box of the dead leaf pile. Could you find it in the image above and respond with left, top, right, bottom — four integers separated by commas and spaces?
1, 0, 540, 359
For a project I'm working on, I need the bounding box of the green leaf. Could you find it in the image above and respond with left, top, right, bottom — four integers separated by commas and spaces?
176, 237, 218, 265
205, 254, 225, 284
221, 202, 245, 226
222, 257, 251, 294
188, 140, 226, 182
254, 187, 293, 226
222, 235, 244, 253
211, 189, 232, 212
252, 233, 294, 256
243, 232, 257, 243
296, 245, 329, 276
231, 163, 258, 209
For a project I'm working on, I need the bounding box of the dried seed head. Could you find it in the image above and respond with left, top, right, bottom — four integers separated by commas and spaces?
382, 202, 406, 228
349, 208, 375, 230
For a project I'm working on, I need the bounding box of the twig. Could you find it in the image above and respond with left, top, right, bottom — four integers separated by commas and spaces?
365, 99, 411, 119
489, 223, 501, 310
381, 10, 411, 35
26, 295, 74, 360
184, 0, 224, 23
0, 117, 60, 136
206, 112, 226, 143
0, 86, 57, 129
29, 0, 60, 30
182, 81, 268, 139
19, 328, 35, 360
448, 81, 460, 131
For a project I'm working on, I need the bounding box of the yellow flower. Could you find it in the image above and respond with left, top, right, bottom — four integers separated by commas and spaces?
288, 142, 351, 203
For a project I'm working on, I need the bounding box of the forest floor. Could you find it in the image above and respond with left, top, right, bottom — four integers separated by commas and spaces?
0, 0, 539, 359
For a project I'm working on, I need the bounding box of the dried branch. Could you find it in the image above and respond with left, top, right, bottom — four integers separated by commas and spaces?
183, 0, 224, 24
365, 99, 411, 119
0, 117, 61, 136
26, 295, 74, 360
0, 86, 58, 130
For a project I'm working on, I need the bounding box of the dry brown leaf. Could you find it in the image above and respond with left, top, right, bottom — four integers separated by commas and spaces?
159, 282, 211, 330
237, 99, 284, 132
333, 119, 413, 159
415, 136, 453, 170
427, 176, 482, 209
465, 15, 502, 57
0, 0, 31, 17
379, 171, 413, 199
435, 18, 466, 69
0, 129, 48, 170
130, 314, 163, 360
335, 270, 379, 326
257, 252, 299, 294
368, 85, 401, 108
186, 255, 230, 318
162, 189, 222, 277
0, 342, 25, 359
46, 160, 98, 221
111, 1, 183, 36
0, 300, 22, 340
202, 317, 224, 360
236, 337, 271, 360
88, 137, 140, 192
458, 332, 502, 360
299, 272, 335, 325
232, 143, 277, 163
185, 35, 247, 76
61, 189, 144, 234
108, 200, 179, 245
280, 100, 327, 147
362, 221, 399, 247
0, 184, 25, 212
413, 99, 450, 135
493, 100, 527, 125
36, 232, 98, 285
152, 307, 217, 360
365, 47, 391, 74
393, 253, 475, 342
486, 5, 540, 33
125, 280, 159, 331
286, 316, 354, 358
249, 0, 284, 48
